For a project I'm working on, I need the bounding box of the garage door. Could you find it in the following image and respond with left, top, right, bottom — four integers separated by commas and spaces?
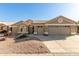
48, 26, 70, 35
37, 27, 44, 34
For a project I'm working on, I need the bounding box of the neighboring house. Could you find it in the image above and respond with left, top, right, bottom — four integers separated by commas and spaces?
0, 23, 8, 31
11, 16, 78, 35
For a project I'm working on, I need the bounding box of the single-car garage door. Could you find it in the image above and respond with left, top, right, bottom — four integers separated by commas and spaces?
48, 26, 70, 35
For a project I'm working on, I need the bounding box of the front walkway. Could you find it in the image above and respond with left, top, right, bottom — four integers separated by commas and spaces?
29, 34, 79, 55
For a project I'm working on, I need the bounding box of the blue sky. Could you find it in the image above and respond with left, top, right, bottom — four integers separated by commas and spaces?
0, 3, 79, 22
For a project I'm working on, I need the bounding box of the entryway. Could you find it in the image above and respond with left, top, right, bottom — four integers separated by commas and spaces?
37, 26, 44, 35
28, 26, 34, 34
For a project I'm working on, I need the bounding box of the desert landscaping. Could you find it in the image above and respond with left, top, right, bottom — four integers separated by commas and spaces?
0, 33, 79, 55
0, 34, 50, 54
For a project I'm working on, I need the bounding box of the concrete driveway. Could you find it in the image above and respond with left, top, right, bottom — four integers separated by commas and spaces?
29, 34, 79, 55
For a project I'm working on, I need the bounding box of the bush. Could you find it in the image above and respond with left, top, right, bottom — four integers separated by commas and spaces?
0, 30, 8, 33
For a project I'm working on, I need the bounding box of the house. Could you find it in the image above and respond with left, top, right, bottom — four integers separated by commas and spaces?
45, 16, 77, 35
0, 23, 8, 31
11, 16, 78, 35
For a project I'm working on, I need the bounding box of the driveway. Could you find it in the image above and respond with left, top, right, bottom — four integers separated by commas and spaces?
29, 34, 79, 55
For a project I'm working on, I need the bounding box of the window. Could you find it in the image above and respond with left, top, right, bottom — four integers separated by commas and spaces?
38, 26, 43, 28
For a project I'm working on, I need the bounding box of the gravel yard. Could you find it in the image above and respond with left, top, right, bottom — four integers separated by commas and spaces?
0, 36, 50, 54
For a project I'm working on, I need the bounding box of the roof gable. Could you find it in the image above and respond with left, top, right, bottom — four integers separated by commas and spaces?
46, 16, 77, 24
11, 21, 24, 26
24, 19, 33, 25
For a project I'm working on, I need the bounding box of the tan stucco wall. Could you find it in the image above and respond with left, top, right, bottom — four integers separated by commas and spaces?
10, 16, 78, 35
11, 25, 77, 35
34, 26, 38, 34
43, 25, 48, 34
70, 26, 77, 34
11, 26, 18, 34
47, 18, 75, 24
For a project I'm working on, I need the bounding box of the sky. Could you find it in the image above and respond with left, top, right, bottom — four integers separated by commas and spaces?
0, 3, 79, 22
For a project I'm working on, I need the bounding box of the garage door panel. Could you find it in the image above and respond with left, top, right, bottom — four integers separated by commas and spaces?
48, 26, 70, 35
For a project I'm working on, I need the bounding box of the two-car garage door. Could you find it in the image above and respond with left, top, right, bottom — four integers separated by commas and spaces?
48, 26, 70, 35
